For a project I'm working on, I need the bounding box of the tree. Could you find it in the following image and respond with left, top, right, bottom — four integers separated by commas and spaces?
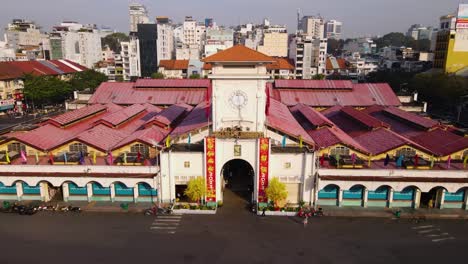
265, 178, 288, 207
373, 32, 414, 49
189, 73, 201, 79
101, 32, 130, 53
312, 74, 325, 80
151, 72, 165, 79
327, 38, 345, 56
184, 177, 206, 204
366, 71, 417, 92
23, 74, 73, 107
68, 70, 108, 92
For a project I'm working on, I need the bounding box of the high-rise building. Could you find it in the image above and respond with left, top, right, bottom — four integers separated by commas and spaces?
52, 22, 102, 68
136, 23, 157, 77
204, 28, 234, 57
129, 3, 149, 33
4, 19, 48, 50
325, 20, 342, 39
406, 24, 434, 40
257, 26, 288, 57
299, 16, 325, 39
433, 5, 468, 74
289, 35, 327, 79
121, 37, 141, 81
156, 17, 174, 64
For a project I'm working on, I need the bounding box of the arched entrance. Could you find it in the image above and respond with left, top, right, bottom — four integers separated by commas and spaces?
221, 159, 254, 204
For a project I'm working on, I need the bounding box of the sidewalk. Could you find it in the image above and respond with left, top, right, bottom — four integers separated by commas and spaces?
321, 206, 468, 219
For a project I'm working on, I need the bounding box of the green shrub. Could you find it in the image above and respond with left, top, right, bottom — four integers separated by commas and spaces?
217, 201, 223, 207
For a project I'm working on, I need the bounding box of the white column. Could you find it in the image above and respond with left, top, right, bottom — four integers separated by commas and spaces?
363, 187, 368, 208
62, 183, 70, 202
16, 182, 23, 201
110, 183, 116, 202
463, 189, 468, 211
133, 185, 139, 203
86, 183, 93, 202
414, 189, 421, 209
40, 182, 49, 202
337, 188, 343, 207
438, 189, 445, 209
388, 188, 394, 208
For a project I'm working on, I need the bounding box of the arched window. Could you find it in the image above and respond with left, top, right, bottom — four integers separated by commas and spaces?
7, 142, 26, 153
330, 146, 350, 156
130, 144, 149, 157
69, 143, 88, 153
396, 147, 416, 158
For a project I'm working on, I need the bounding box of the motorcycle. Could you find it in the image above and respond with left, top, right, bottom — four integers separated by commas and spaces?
144, 205, 172, 216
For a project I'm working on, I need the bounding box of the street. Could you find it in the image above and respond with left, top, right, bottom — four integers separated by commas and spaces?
0, 206, 467, 264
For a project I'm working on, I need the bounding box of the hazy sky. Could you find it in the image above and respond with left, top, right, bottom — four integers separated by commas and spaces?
0, 0, 463, 38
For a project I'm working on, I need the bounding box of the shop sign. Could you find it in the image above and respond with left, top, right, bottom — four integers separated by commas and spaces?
205, 137, 216, 202
258, 138, 270, 203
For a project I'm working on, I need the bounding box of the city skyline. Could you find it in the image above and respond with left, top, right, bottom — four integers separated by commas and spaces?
0, 0, 463, 38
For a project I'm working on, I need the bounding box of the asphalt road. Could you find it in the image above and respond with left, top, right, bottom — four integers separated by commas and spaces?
0, 192, 467, 264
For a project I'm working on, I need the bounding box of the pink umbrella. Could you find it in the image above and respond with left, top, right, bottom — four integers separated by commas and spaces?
20, 150, 27, 163
447, 155, 451, 169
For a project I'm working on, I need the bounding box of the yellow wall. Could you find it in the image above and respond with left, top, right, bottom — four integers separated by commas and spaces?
320, 144, 433, 161
318, 144, 368, 160
445, 36, 468, 73
51, 141, 105, 157
0, 140, 42, 155
441, 147, 468, 161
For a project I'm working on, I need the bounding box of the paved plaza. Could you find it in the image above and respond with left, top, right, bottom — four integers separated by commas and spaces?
0, 191, 467, 264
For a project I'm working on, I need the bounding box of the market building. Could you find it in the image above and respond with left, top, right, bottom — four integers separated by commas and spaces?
0, 45, 467, 210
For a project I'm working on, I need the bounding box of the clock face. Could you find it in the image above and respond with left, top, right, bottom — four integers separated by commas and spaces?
229, 90, 248, 109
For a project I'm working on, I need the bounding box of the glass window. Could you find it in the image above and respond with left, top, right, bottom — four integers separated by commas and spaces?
69, 143, 88, 153
7, 142, 26, 153
330, 146, 350, 156
396, 147, 416, 158
130, 144, 149, 157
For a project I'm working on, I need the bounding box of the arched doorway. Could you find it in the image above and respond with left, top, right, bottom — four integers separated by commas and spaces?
421, 187, 447, 209
221, 159, 254, 203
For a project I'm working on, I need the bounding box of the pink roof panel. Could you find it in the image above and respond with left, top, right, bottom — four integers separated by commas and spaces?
383, 106, 439, 130
170, 102, 211, 137
290, 104, 333, 128
340, 106, 390, 129
49, 104, 107, 126
274, 80, 353, 90
410, 128, 468, 156
99, 104, 147, 127
267, 99, 314, 145
134, 79, 210, 88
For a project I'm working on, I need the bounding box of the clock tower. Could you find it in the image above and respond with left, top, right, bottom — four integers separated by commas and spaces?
204, 45, 274, 133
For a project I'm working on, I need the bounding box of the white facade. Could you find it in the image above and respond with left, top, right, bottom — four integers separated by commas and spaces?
325, 20, 342, 39
204, 28, 234, 57
121, 38, 141, 81
300, 16, 325, 39
290, 35, 328, 79
129, 3, 150, 32
157, 21, 175, 64
0, 41, 15, 61
4, 19, 48, 50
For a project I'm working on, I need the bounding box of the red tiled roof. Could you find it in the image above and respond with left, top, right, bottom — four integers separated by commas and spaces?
114, 126, 170, 150
48, 104, 107, 127
0, 60, 87, 80
89, 82, 207, 105
410, 128, 468, 156
354, 128, 411, 155
267, 98, 314, 146
170, 101, 211, 138
274, 80, 353, 89
146, 103, 193, 128
203, 45, 274, 63
326, 57, 347, 70
98, 104, 147, 127
273, 83, 401, 107
290, 104, 333, 128
267, 57, 295, 70
340, 106, 390, 129
76, 124, 128, 151
383, 106, 439, 130
134, 79, 210, 88
158, 60, 189, 70
202, 63, 213, 70
308, 126, 368, 153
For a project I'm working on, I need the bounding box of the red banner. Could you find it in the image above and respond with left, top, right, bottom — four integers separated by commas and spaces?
258, 138, 270, 203
205, 137, 216, 202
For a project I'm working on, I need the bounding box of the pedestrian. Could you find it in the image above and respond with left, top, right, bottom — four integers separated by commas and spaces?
303, 216, 308, 227
261, 207, 266, 217
428, 199, 434, 209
